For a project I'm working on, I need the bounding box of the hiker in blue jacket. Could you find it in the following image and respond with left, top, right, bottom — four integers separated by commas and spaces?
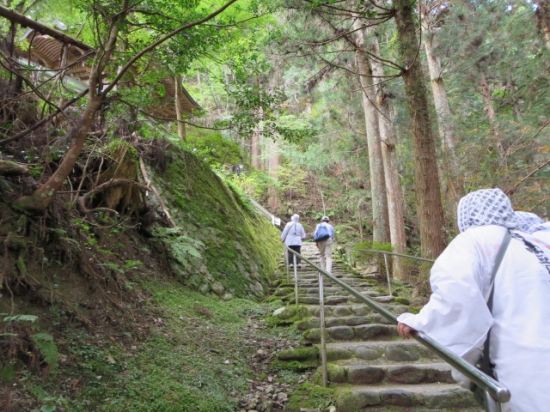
281, 214, 306, 267
314, 216, 335, 273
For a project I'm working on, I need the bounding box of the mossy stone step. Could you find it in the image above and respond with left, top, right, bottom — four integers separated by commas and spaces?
334, 383, 479, 411
326, 362, 454, 385
296, 313, 392, 331
323, 341, 440, 363
296, 289, 380, 299
303, 324, 397, 344
295, 277, 372, 286
292, 294, 396, 306
348, 407, 483, 412
306, 304, 410, 318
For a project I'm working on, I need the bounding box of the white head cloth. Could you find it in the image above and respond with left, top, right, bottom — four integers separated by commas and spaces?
515, 211, 545, 233
457, 188, 517, 233
291, 214, 300, 222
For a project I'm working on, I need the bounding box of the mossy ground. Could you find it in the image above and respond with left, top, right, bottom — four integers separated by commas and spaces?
0, 145, 283, 411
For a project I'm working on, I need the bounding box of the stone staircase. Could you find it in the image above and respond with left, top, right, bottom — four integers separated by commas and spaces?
273, 242, 483, 412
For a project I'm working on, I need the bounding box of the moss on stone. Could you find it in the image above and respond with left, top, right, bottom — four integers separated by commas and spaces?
394, 297, 411, 305
271, 358, 318, 372
278, 346, 318, 361
147, 147, 281, 299
285, 382, 334, 412
325, 363, 346, 383
408, 305, 422, 314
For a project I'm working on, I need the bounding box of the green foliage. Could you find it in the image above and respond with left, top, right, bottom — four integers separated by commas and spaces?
152, 227, 204, 270
275, 114, 317, 144
226, 169, 276, 200
284, 382, 334, 412
31, 333, 59, 372
185, 130, 245, 169
3, 314, 38, 323
0, 365, 15, 382
278, 164, 308, 201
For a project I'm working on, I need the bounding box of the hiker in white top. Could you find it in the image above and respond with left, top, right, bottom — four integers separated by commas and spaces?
314, 216, 335, 273
397, 188, 550, 412
281, 214, 306, 267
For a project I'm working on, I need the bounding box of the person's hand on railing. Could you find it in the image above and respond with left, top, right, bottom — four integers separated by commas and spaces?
397, 322, 418, 339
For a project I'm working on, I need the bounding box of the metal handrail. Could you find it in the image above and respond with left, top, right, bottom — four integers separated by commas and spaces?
347, 247, 436, 263
283, 246, 511, 408
248, 198, 281, 226
343, 246, 435, 298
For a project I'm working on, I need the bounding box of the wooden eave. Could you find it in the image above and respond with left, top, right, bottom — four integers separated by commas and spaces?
1, 5, 202, 119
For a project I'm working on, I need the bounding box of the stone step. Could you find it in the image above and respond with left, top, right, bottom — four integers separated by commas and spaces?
291, 294, 395, 306
306, 304, 410, 318
292, 277, 372, 285
275, 285, 389, 301
324, 341, 441, 363
297, 313, 393, 331
297, 270, 356, 278
346, 407, 483, 412
326, 362, 455, 385
302, 324, 397, 344
274, 249, 481, 411
271, 303, 408, 324
298, 287, 380, 296
333, 383, 480, 411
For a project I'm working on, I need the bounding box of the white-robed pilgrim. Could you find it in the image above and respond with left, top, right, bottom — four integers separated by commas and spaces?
397, 189, 550, 412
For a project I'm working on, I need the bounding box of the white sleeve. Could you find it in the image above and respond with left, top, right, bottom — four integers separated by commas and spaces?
397, 231, 494, 356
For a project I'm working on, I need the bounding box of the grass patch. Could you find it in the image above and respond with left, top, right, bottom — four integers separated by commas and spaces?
21, 281, 279, 412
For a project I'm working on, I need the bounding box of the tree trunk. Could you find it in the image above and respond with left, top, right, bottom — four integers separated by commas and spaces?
366, 26, 408, 278
175, 74, 187, 142
353, 18, 390, 244
251, 129, 261, 170
420, 3, 464, 218
393, 0, 447, 258
536, 0, 550, 50
15, 97, 103, 211
478, 68, 505, 157
251, 108, 263, 170
15, 7, 123, 212
267, 138, 281, 211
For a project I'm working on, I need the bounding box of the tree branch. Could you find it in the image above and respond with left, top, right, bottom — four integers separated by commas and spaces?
102, 0, 238, 95
0, 5, 94, 51
506, 158, 550, 195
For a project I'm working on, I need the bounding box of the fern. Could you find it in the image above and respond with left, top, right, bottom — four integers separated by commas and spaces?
31, 333, 59, 372
171, 237, 203, 263
4, 314, 38, 323
99, 262, 125, 274
152, 226, 204, 268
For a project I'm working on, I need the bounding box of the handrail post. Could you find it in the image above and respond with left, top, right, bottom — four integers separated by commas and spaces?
293, 253, 299, 305
318, 270, 328, 387
383, 253, 393, 297
285, 245, 290, 284
486, 390, 503, 412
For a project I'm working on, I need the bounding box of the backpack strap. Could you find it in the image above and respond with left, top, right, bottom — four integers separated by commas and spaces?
283, 223, 296, 241
481, 230, 512, 373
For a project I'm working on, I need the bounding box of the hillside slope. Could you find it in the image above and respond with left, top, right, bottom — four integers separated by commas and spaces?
0, 142, 282, 411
